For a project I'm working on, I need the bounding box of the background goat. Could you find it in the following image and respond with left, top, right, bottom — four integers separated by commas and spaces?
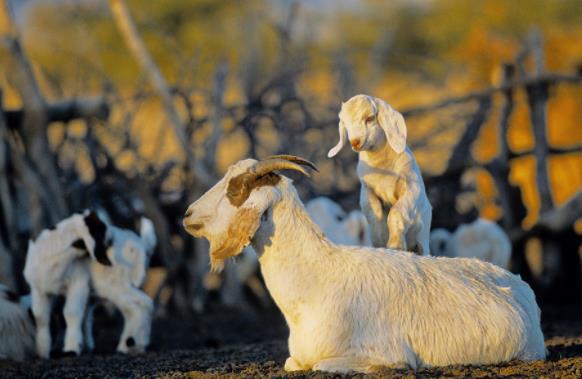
0, 284, 35, 361
183, 155, 545, 373
306, 197, 371, 247
84, 217, 157, 354
430, 218, 512, 269
24, 211, 155, 358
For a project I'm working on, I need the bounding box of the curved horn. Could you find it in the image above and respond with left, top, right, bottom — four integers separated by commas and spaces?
250, 158, 313, 178
226, 156, 316, 207
265, 154, 319, 172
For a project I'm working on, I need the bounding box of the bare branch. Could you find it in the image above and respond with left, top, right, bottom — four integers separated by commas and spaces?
5, 97, 110, 128
108, 0, 211, 185
401, 73, 582, 117
0, 0, 67, 220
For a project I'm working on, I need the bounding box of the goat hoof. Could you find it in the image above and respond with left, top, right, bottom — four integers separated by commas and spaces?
50, 350, 78, 359
284, 357, 304, 371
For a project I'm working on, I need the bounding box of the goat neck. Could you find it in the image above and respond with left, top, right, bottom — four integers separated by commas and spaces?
251, 180, 333, 313
358, 139, 409, 168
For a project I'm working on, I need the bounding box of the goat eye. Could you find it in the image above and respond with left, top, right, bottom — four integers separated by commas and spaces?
365, 115, 375, 124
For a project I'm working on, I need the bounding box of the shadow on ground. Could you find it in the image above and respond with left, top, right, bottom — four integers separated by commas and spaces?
1, 304, 581, 378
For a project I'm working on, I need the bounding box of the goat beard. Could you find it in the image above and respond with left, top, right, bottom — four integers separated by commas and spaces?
208, 207, 261, 273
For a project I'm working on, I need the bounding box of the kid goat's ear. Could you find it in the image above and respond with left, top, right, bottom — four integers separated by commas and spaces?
376, 99, 407, 154
328, 119, 348, 158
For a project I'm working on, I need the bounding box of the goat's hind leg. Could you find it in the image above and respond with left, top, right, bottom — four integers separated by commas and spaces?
83, 303, 95, 352
30, 288, 52, 358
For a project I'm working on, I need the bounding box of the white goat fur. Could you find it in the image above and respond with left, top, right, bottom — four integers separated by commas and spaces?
216, 197, 371, 309
0, 284, 35, 361
183, 158, 545, 373
24, 212, 155, 358
328, 94, 431, 255
430, 218, 512, 269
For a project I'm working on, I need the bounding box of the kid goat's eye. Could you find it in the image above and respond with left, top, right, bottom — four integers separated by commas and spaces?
365, 115, 375, 123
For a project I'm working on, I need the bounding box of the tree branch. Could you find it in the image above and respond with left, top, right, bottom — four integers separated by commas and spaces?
5, 97, 110, 129
108, 0, 211, 185
401, 73, 582, 117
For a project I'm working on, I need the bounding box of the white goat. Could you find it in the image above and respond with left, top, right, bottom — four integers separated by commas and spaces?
84, 217, 157, 354
430, 218, 512, 269
328, 94, 432, 255
0, 284, 35, 361
306, 197, 371, 246
24, 211, 155, 358
183, 156, 545, 373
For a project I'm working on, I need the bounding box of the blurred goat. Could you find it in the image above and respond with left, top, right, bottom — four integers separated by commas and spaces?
24, 211, 155, 358
430, 218, 512, 269
306, 197, 371, 247
0, 284, 35, 361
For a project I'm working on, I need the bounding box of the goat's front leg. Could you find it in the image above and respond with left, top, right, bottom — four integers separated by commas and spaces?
30, 288, 52, 359
386, 204, 411, 251
360, 183, 388, 248
63, 279, 90, 355
284, 356, 308, 371
313, 356, 384, 374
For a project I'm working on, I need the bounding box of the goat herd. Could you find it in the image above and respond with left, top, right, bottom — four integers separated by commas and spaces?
0, 94, 543, 374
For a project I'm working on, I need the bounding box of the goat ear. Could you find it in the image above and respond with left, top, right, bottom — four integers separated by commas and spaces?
376, 99, 407, 154
209, 207, 263, 273
328, 120, 348, 158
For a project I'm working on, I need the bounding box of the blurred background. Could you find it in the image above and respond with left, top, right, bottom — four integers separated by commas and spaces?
1, 0, 581, 316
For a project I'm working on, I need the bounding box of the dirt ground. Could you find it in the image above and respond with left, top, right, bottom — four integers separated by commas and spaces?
1, 303, 581, 378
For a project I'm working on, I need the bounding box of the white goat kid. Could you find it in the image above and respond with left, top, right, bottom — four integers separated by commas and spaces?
85, 217, 157, 354
430, 218, 512, 269
0, 284, 35, 361
306, 197, 371, 246
24, 211, 109, 358
24, 211, 155, 358
328, 94, 432, 255
183, 156, 545, 374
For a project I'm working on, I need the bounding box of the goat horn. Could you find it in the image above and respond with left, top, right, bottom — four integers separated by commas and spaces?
265, 155, 319, 172
249, 158, 315, 178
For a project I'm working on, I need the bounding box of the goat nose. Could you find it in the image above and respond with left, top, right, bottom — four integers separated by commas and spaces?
184, 209, 193, 218
351, 139, 361, 149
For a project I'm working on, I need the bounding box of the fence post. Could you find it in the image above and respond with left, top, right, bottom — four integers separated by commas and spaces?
524, 29, 554, 213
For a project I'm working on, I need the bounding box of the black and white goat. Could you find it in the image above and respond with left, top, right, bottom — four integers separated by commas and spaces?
24, 211, 156, 358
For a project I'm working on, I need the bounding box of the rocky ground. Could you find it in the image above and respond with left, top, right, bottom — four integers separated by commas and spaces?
1, 304, 581, 378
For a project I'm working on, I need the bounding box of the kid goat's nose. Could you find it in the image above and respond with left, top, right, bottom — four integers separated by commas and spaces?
351, 139, 361, 149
